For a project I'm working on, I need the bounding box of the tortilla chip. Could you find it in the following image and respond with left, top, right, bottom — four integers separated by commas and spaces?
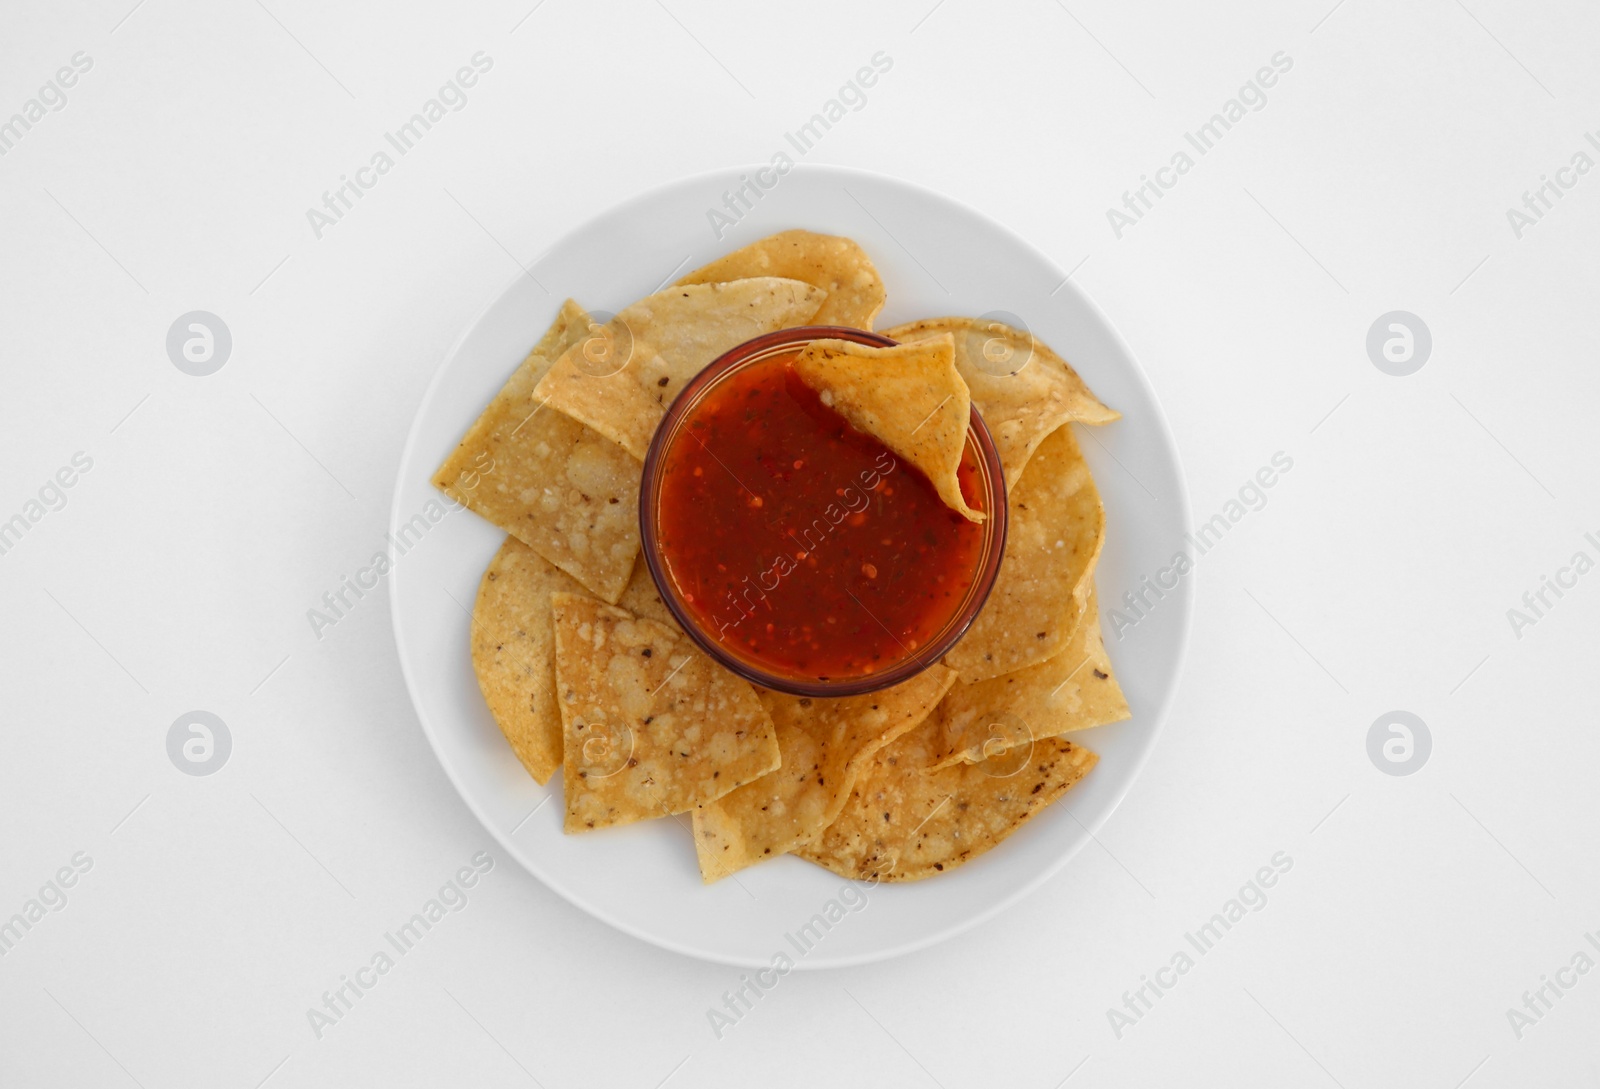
943, 425, 1104, 682
886, 317, 1118, 488
689, 666, 956, 882
677, 230, 884, 330
533, 278, 827, 460
432, 299, 641, 603
931, 589, 1128, 768
796, 732, 1097, 881
470, 537, 582, 784
551, 592, 779, 831
792, 334, 982, 522
617, 557, 676, 627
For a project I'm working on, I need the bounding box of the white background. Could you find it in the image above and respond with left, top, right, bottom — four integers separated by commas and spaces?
2, 0, 1597, 1086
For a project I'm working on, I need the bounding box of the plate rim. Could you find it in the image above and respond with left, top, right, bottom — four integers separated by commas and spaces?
389, 161, 1194, 968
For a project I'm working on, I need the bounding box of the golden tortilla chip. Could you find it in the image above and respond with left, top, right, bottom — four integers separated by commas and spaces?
689, 666, 956, 882
943, 424, 1104, 682
792, 334, 982, 522
617, 557, 675, 627
470, 537, 582, 784
886, 317, 1118, 488
533, 278, 826, 460
931, 589, 1128, 768
552, 592, 779, 831
432, 299, 640, 603
796, 732, 1097, 881
677, 230, 884, 330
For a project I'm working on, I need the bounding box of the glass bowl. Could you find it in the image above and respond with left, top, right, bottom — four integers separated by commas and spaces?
638, 325, 1008, 697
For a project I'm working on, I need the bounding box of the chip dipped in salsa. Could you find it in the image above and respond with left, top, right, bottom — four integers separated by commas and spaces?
646, 338, 999, 691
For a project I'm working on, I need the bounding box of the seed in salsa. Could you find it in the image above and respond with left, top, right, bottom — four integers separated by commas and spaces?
654, 353, 986, 680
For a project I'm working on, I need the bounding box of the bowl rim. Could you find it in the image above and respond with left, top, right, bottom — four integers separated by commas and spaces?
637, 324, 1009, 697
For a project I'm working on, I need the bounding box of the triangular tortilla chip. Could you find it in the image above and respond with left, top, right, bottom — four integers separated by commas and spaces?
677, 230, 885, 329
943, 424, 1103, 681
552, 592, 779, 831
791, 334, 982, 522
931, 588, 1128, 768
796, 731, 1097, 881
689, 666, 956, 882
533, 278, 826, 460
470, 537, 581, 784
616, 555, 676, 627
886, 317, 1118, 488
432, 299, 641, 603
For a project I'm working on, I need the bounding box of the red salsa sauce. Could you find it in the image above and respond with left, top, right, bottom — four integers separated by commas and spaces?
654, 353, 987, 680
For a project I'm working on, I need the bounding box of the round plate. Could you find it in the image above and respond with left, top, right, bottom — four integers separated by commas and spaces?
390, 165, 1191, 968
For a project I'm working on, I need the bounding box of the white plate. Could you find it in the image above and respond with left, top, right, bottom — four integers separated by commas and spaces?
390, 165, 1191, 968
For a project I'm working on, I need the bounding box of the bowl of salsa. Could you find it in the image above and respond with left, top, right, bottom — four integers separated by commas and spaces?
639, 325, 1008, 697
